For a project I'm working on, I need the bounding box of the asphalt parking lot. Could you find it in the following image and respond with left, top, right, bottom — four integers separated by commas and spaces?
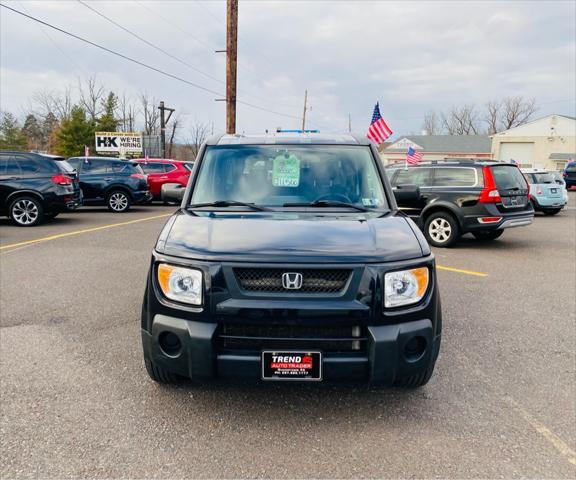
1, 198, 575, 478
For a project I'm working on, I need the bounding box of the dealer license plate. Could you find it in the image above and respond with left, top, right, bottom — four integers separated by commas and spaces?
261, 351, 322, 381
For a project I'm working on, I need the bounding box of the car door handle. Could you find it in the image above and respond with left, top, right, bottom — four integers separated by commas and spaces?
159, 176, 168, 179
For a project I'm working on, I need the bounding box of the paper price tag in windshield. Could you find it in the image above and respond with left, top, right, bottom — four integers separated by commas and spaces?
272, 154, 300, 187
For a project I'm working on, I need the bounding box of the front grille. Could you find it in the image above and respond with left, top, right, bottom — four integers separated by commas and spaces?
234, 268, 351, 294
218, 324, 367, 353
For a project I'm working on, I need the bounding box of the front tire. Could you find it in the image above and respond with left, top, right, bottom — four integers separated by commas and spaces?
424, 212, 460, 247
9, 196, 44, 226
473, 229, 504, 241
144, 358, 182, 384
106, 190, 131, 212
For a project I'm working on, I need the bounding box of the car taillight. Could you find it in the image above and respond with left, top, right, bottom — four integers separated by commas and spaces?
536, 187, 542, 195
562, 172, 567, 178
478, 216, 502, 224
479, 166, 501, 203
51, 174, 72, 185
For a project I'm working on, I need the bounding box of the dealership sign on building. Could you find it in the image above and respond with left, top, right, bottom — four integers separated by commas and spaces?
95, 132, 143, 154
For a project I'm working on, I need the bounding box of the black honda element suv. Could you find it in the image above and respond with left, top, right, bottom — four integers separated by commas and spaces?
141, 133, 442, 387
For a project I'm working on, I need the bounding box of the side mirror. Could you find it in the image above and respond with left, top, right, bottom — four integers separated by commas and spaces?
161, 183, 185, 204
393, 184, 421, 204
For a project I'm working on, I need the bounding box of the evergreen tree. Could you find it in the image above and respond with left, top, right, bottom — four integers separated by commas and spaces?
22, 114, 43, 150
0, 111, 27, 150
96, 92, 119, 132
56, 106, 95, 157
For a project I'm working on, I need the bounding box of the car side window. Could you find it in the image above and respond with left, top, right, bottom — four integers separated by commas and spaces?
433, 167, 477, 187
163, 163, 176, 173
141, 163, 165, 173
82, 160, 109, 174
3, 157, 20, 176
392, 168, 432, 187
16, 156, 41, 174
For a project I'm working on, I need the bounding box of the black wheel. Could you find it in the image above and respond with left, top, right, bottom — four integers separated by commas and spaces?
424, 211, 460, 247
106, 190, 131, 212
472, 229, 504, 241
144, 358, 181, 384
9, 196, 44, 226
543, 209, 561, 216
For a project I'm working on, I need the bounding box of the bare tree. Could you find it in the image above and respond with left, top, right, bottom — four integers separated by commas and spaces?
441, 104, 480, 135
166, 116, 180, 158
484, 100, 501, 135
500, 96, 537, 131
140, 92, 159, 135
118, 91, 138, 132
186, 121, 210, 159
78, 76, 105, 121
422, 110, 440, 135
31, 87, 73, 121
483, 96, 537, 134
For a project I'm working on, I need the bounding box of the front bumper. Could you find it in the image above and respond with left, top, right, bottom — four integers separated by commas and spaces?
142, 315, 440, 385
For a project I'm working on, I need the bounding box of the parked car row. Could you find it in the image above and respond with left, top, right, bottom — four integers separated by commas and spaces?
0, 150, 571, 237
386, 160, 570, 247
0, 151, 194, 226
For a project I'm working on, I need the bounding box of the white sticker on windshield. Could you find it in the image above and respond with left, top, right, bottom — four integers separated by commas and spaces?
272, 154, 300, 187
362, 198, 381, 207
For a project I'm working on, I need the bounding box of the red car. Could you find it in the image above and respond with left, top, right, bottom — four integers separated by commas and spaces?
137, 158, 194, 200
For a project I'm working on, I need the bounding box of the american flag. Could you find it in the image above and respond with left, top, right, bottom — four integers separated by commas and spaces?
406, 146, 423, 165
84, 145, 90, 157
366, 102, 393, 145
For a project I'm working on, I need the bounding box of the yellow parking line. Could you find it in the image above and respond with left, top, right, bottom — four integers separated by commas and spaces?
437, 265, 487, 277
503, 396, 576, 466
0, 213, 172, 251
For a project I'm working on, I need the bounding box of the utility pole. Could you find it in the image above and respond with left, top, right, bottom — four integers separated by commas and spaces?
301, 89, 308, 131
226, 0, 238, 134
158, 101, 174, 158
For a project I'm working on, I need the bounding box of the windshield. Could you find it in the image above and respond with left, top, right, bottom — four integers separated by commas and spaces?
190, 145, 387, 209
491, 165, 528, 190
530, 172, 555, 184
54, 159, 76, 173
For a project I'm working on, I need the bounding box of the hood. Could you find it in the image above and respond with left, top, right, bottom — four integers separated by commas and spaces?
158, 210, 426, 263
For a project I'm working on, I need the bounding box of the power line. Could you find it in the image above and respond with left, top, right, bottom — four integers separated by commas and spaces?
132, 0, 301, 112
133, 0, 217, 53
76, 0, 224, 86
16, 0, 89, 77
0, 3, 302, 122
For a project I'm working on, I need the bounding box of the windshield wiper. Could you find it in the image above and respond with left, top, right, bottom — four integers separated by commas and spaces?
187, 200, 270, 211
283, 200, 371, 212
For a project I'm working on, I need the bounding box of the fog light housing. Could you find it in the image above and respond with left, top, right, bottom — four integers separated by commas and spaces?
159, 331, 181, 356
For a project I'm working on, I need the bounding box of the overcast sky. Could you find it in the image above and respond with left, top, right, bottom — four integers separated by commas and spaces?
1, 0, 575, 140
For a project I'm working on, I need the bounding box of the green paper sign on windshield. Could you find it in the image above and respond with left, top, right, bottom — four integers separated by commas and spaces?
272, 154, 300, 187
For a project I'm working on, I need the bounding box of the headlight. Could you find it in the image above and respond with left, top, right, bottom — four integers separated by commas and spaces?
384, 267, 429, 308
157, 263, 203, 305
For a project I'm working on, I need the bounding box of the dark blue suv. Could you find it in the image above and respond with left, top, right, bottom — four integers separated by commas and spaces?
563, 161, 576, 189
67, 157, 152, 212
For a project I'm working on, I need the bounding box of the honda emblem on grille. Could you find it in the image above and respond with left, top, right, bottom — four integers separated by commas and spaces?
282, 272, 303, 290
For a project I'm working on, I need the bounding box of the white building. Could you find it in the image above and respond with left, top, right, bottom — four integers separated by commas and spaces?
491, 114, 576, 170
